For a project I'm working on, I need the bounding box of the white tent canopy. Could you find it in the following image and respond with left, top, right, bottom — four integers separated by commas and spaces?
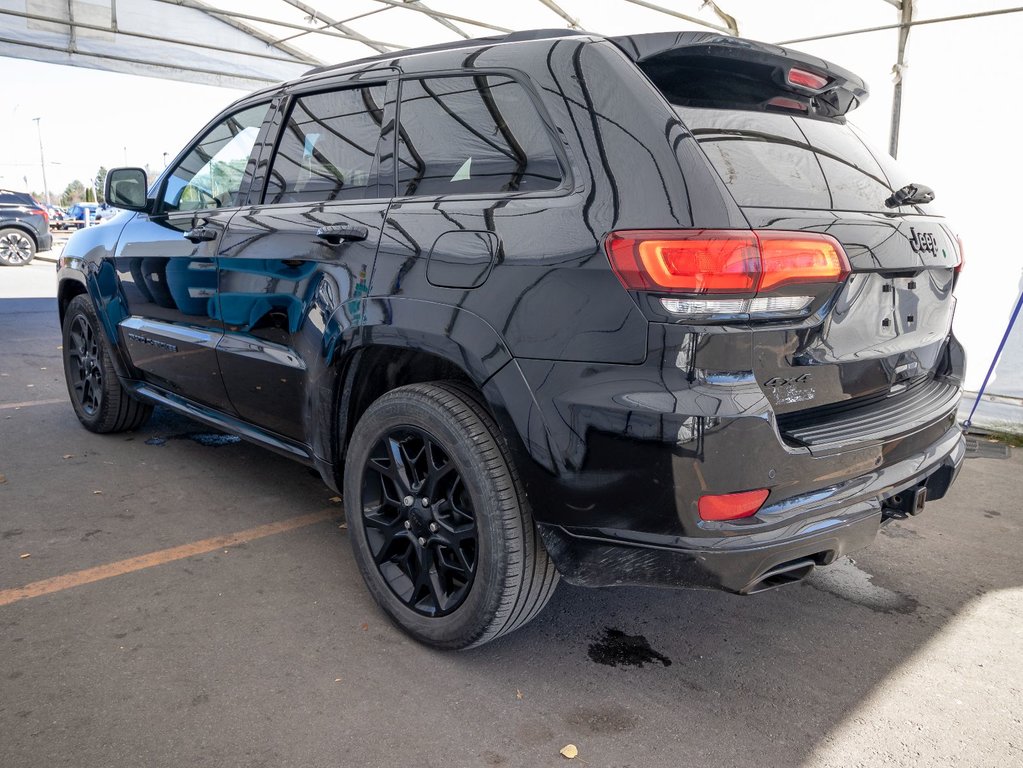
0, 0, 743, 89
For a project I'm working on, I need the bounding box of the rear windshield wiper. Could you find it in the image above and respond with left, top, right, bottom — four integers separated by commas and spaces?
885, 183, 935, 208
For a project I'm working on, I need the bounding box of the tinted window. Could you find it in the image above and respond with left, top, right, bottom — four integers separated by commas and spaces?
678, 107, 905, 213
265, 84, 386, 205
682, 109, 830, 209
163, 103, 269, 213
849, 124, 937, 213
396, 75, 562, 197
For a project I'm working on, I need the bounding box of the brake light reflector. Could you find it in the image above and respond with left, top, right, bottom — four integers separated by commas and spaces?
766, 96, 808, 113
698, 489, 769, 521
606, 230, 849, 295
788, 68, 829, 90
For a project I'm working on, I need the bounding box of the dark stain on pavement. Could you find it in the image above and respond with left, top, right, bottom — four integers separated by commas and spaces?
588, 628, 672, 668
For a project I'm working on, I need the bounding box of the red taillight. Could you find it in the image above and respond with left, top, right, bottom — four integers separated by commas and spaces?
787, 68, 829, 90
756, 232, 849, 291
34, 207, 48, 223
607, 231, 759, 293
698, 489, 769, 521
605, 230, 849, 295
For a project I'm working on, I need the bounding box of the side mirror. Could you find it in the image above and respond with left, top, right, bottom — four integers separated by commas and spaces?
105, 167, 151, 212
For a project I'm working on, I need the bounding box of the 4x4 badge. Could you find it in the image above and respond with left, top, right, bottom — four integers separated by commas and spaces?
764, 374, 812, 387
908, 227, 938, 255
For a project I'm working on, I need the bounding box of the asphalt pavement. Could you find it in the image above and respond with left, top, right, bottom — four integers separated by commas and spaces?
1, 256, 1020, 767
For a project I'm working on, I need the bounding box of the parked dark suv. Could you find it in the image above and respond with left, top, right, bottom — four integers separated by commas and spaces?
57, 30, 965, 648
0, 190, 52, 265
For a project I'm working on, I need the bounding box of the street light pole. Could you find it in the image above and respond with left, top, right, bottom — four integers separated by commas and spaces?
32, 117, 51, 205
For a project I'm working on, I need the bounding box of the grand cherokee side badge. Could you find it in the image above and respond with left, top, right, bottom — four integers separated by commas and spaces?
126, 332, 178, 353
764, 374, 812, 387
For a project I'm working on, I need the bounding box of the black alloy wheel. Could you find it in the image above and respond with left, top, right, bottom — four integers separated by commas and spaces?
61, 295, 152, 433
344, 382, 559, 649
67, 313, 104, 416
361, 427, 477, 617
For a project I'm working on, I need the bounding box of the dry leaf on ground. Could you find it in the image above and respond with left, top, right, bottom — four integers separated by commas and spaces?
560, 744, 578, 759
19, 553, 30, 559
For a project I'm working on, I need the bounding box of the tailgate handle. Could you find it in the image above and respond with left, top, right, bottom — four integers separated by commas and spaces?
316, 224, 368, 245
184, 226, 217, 243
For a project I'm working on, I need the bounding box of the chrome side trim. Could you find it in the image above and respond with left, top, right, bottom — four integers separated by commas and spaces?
119, 316, 218, 348
217, 332, 307, 370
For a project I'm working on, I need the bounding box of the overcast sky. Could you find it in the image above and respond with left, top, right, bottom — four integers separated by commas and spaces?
0, 0, 1020, 388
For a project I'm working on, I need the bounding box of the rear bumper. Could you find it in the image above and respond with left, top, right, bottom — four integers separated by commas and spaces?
539, 424, 965, 591
37, 230, 53, 252
482, 322, 966, 593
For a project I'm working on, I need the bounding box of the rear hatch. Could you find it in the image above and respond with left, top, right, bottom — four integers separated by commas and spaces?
613, 33, 963, 443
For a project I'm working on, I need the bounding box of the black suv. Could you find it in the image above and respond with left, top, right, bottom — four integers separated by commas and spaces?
0, 190, 52, 265
57, 30, 965, 649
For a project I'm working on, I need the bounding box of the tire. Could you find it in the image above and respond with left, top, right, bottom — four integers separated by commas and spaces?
344, 381, 559, 649
0, 228, 36, 266
62, 295, 153, 433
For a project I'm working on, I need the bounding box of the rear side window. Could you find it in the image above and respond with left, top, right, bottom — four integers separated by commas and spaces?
677, 107, 904, 213
396, 75, 562, 197
265, 84, 386, 204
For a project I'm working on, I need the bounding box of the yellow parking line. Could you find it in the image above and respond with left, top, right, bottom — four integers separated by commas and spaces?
0, 398, 67, 410
0, 509, 335, 607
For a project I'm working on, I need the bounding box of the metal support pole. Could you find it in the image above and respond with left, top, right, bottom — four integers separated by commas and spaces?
889, 0, 913, 159
32, 118, 50, 206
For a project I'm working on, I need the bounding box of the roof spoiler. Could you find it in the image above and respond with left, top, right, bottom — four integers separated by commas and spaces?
610, 32, 868, 119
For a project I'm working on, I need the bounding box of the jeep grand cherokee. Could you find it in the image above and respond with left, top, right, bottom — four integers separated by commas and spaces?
57, 30, 965, 648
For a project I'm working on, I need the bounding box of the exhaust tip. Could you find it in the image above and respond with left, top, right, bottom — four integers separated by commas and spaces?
741, 557, 817, 595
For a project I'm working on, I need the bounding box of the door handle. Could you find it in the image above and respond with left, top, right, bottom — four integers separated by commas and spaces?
184, 226, 217, 243
316, 224, 369, 245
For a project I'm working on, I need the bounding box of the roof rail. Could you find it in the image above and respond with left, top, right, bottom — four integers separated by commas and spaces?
303, 28, 590, 77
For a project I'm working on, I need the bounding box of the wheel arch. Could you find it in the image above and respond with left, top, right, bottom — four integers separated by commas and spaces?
0, 222, 40, 248
57, 276, 89, 327
322, 299, 555, 490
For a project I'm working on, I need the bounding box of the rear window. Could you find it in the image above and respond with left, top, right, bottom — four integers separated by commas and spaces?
0, 192, 36, 206
676, 107, 930, 214
395, 75, 563, 197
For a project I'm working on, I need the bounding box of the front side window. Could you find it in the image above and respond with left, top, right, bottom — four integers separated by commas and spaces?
162, 103, 269, 213
264, 84, 386, 205
396, 75, 563, 197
